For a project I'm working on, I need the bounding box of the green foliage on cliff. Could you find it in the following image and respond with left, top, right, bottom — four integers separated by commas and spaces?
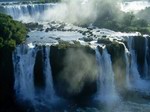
0, 13, 27, 50
56, 40, 85, 49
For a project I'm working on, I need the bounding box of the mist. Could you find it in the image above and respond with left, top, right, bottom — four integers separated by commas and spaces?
43, 0, 122, 25
58, 49, 98, 94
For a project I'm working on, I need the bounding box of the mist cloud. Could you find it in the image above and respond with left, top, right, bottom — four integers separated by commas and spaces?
59, 49, 98, 94
43, 0, 122, 25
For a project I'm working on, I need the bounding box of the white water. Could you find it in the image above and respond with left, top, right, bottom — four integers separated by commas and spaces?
126, 37, 150, 91
121, 1, 150, 13
95, 47, 119, 104
42, 46, 56, 102
127, 37, 140, 88
2, 0, 96, 24
13, 45, 58, 105
3, 3, 56, 22
13, 44, 37, 101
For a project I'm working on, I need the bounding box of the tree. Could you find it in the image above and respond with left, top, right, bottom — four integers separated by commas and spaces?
0, 13, 27, 50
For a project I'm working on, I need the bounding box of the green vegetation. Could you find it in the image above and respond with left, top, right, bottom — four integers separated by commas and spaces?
0, 13, 27, 50
136, 7, 150, 24
94, 11, 150, 34
56, 40, 84, 49
93, 1, 150, 34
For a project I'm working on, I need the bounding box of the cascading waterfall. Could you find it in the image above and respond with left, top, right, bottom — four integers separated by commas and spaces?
42, 46, 57, 103
3, 3, 55, 21
127, 37, 141, 86
13, 44, 37, 101
13, 44, 57, 105
119, 41, 131, 89
126, 37, 150, 91
95, 47, 119, 104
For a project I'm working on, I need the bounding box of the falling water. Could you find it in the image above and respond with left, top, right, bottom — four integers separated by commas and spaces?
127, 37, 150, 91
127, 37, 141, 86
95, 47, 119, 104
13, 44, 37, 102
3, 3, 55, 22
13, 44, 58, 106
42, 46, 56, 103
119, 41, 131, 89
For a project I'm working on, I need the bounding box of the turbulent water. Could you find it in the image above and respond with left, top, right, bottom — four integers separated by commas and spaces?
12, 43, 150, 111
13, 44, 59, 110
2, 1, 150, 112
3, 3, 56, 22
13, 45, 37, 101
95, 47, 120, 104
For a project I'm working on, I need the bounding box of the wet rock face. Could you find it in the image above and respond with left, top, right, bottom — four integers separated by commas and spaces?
147, 37, 150, 75
0, 48, 13, 103
25, 23, 44, 31
1, 34, 150, 107
34, 36, 149, 98
107, 42, 126, 90
132, 36, 146, 77
97, 38, 112, 45
0, 47, 24, 112
50, 45, 97, 100
34, 48, 45, 89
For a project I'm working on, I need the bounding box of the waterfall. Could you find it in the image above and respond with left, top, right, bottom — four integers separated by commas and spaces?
95, 47, 119, 104
42, 46, 56, 103
13, 44, 37, 101
127, 37, 141, 85
127, 37, 150, 91
144, 37, 149, 79
13, 44, 58, 105
120, 41, 131, 89
3, 3, 55, 22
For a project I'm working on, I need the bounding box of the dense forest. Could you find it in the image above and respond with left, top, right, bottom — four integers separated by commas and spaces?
0, 13, 27, 50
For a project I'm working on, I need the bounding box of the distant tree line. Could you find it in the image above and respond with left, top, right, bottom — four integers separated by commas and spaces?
92, 1, 150, 34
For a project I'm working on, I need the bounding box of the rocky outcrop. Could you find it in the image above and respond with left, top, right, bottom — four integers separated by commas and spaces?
1, 35, 150, 109
106, 42, 126, 91
50, 44, 97, 101
34, 47, 45, 89
0, 47, 24, 112
132, 36, 147, 78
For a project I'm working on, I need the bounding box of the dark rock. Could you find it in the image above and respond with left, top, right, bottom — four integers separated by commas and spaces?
50, 45, 97, 100
45, 28, 51, 32
106, 42, 126, 90
25, 22, 43, 31
132, 36, 146, 77
0, 47, 24, 112
34, 47, 45, 89
83, 37, 93, 42
26, 35, 30, 38
56, 37, 61, 40
97, 38, 112, 44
